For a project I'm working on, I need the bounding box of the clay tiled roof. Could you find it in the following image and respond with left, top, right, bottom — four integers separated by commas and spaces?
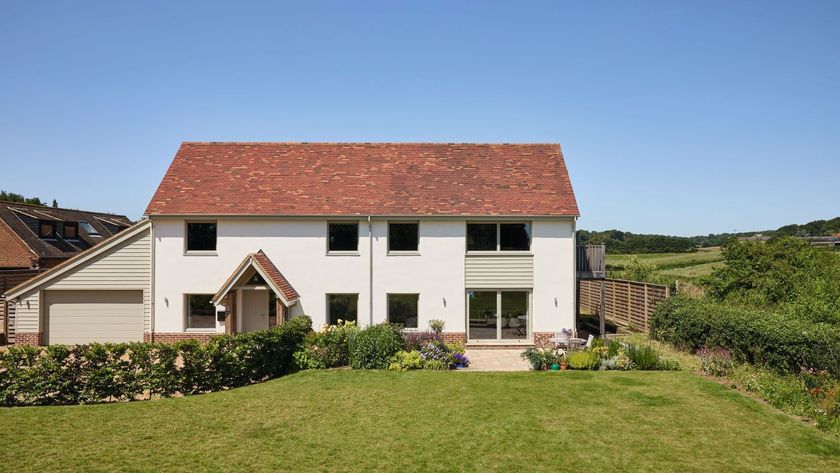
252, 250, 299, 302
145, 142, 578, 217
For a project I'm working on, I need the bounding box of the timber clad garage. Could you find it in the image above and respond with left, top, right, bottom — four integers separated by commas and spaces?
45, 290, 144, 344
4, 221, 151, 346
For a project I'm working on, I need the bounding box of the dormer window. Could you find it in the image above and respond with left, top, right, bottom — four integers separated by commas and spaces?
38, 220, 56, 239
63, 222, 79, 239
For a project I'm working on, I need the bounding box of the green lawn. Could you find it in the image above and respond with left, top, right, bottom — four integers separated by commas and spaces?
1, 370, 839, 472
607, 246, 723, 271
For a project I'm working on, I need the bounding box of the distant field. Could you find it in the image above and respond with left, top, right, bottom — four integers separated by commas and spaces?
659, 261, 724, 278
606, 247, 723, 271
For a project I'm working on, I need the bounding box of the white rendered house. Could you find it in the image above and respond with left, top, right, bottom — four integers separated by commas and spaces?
5, 142, 580, 347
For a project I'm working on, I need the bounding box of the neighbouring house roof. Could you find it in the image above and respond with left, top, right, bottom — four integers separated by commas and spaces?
4, 220, 150, 299
0, 201, 134, 265
145, 142, 579, 217
211, 250, 300, 306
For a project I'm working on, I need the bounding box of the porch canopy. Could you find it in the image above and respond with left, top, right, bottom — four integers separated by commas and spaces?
211, 250, 300, 332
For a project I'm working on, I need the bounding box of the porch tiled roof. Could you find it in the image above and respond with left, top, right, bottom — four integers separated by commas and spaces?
212, 250, 299, 305
252, 250, 300, 302
145, 142, 579, 217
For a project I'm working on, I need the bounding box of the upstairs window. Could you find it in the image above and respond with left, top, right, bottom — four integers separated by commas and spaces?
79, 221, 100, 237
500, 223, 530, 251
328, 222, 358, 252
38, 220, 56, 239
466, 223, 497, 251
467, 222, 530, 252
63, 222, 79, 239
186, 222, 217, 252
388, 222, 419, 252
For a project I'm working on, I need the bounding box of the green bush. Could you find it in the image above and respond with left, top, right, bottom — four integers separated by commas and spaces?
651, 297, 840, 377
702, 238, 840, 324
567, 351, 599, 370
521, 347, 559, 370
388, 350, 424, 371
0, 316, 311, 406
348, 323, 403, 369
293, 321, 358, 370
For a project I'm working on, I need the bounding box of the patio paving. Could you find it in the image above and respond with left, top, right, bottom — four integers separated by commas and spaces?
462, 349, 530, 371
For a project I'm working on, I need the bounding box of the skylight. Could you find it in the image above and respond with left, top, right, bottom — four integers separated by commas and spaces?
79, 221, 100, 237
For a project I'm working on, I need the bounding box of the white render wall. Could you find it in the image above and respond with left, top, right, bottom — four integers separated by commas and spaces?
151, 217, 576, 336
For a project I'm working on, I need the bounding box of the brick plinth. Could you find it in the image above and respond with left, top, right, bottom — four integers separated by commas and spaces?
441, 332, 466, 347
533, 332, 555, 349
15, 332, 44, 346
144, 332, 219, 344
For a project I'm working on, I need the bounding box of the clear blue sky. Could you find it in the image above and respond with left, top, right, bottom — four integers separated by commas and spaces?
1, 1, 838, 236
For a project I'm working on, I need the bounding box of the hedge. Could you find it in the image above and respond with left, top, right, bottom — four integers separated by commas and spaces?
0, 316, 311, 406
650, 297, 840, 378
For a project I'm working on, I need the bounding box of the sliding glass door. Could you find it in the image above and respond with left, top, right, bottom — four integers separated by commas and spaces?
467, 290, 530, 342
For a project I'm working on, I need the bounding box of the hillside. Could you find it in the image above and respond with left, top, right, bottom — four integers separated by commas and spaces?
579, 216, 839, 254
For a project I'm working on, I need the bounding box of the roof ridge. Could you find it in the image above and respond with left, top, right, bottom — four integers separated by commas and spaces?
0, 200, 131, 219
180, 141, 561, 146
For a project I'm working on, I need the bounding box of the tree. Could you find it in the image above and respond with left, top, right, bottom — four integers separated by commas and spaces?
0, 190, 46, 206
52, 199, 58, 208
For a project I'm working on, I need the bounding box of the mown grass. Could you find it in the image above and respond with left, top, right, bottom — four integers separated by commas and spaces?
1, 370, 839, 472
607, 246, 723, 271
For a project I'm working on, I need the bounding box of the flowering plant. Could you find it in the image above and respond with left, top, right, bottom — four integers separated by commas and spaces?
559, 328, 573, 339
453, 352, 470, 368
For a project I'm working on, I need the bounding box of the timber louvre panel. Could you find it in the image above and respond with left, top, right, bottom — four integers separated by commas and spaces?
464, 255, 534, 288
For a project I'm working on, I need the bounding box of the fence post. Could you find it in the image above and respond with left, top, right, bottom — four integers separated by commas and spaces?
599, 279, 606, 337
643, 284, 649, 332
626, 281, 631, 326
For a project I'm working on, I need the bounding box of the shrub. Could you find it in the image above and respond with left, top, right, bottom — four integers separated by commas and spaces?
651, 297, 840, 378
624, 344, 679, 371
567, 351, 599, 370
600, 349, 634, 371
403, 331, 443, 352
418, 339, 455, 367
348, 323, 403, 369
521, 347, 558, 370
388, 350, 424, 371
293, 321, 357, 370
702, 238, 840, 324
428, 319, 446, 334
0, 316, 311, 406
697, 347, 734, 377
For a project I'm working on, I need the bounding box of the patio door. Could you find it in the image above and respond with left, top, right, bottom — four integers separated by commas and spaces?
466, 290, 530, 342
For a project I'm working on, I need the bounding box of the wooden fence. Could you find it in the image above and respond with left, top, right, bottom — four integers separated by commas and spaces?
579, 278, 670, 332
1, 269, 41, 345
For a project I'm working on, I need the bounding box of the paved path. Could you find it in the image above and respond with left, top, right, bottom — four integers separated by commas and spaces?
463, 349, 530, 371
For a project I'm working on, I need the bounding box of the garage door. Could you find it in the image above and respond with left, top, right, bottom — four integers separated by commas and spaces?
45, 290, 144, 345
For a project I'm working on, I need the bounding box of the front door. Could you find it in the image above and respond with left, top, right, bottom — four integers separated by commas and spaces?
467, 290, 530, 342
240, 289, 270, 332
